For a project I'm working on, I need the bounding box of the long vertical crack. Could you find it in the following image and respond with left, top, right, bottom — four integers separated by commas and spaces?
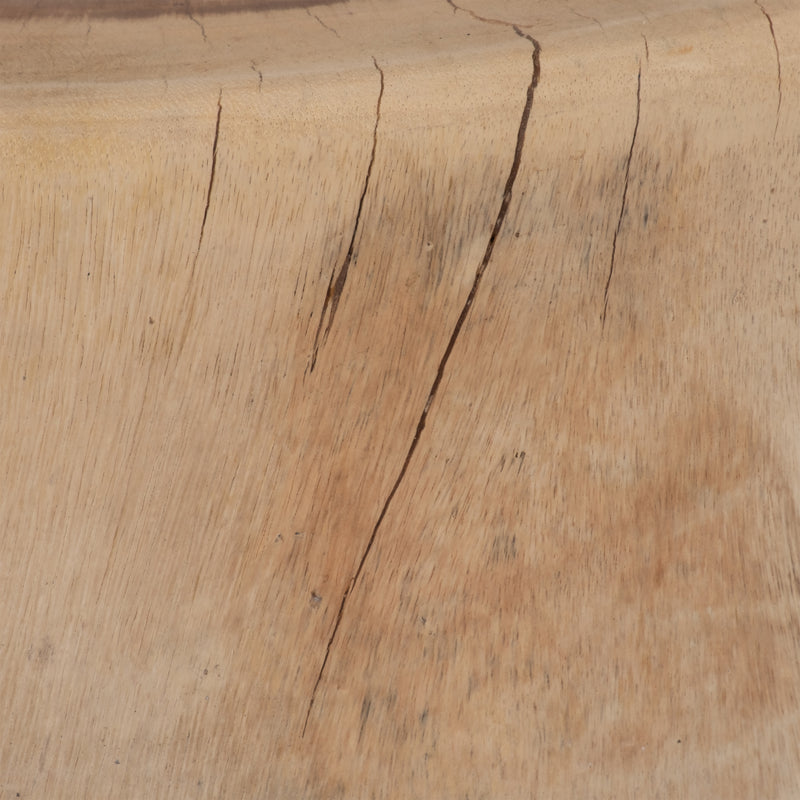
302, 17, 541, 737
308, 58, 384, 373
192, 90, 222, 275
601, 64, 641, 328
755, 1, 782, 139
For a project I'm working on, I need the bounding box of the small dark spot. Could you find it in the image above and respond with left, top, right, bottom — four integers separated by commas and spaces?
148, 316, 154, 324
87, 272, 91, 277
310, 591, 322, 607
114, 759, 120, 764
274, 533, 283, 542
420, 616, 427, 626
419, 707, 429, 724
677, 739, 681, 744
203, 668, 208, 675
294, 531, 303, 537
515, 231, 520, 237
643, 208, 649, 225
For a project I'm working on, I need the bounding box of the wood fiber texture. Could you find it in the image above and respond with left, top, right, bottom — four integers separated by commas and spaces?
1, 1, 799, 797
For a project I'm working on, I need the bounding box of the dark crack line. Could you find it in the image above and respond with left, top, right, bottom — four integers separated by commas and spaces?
641, 33, 649, 63
302, 21, 540, 738
250, 61, 263, 91
755, 1, 782, 139
446, 0, 534, 29
601, 64, 641, 328
193, 90, 222, 275
308, 57, 383, 373
306, 7, 340, 37
186, 2, 207, 43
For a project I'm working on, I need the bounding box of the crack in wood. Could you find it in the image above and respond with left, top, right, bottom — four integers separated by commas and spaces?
308, 57, 383, 373
754, 0, 782, 139
250, 60, 263, 91
306, 6, 340, 37
445, 0, 535, 30
601, 63, 641, 328
185, 2, 207, 42
301, 11, 541, 736
192, 89, 222, 277
568, 6, 604, 32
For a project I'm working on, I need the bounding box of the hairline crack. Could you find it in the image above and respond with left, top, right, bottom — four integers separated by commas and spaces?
192, 89, 222, 277
601, 63, 641, 328
754, 0, 782, 139
302, 10, 541, 736
185, 1, 207, 43
306, 6, 340, 38
309, 57, 383, 373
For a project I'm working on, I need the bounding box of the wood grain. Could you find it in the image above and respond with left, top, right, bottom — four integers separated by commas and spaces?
2, 1, 799, 797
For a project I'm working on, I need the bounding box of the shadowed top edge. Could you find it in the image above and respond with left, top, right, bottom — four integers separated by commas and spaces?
1, 0, 340, 20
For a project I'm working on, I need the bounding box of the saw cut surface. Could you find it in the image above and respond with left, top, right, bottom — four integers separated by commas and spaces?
1, 1, 799, 797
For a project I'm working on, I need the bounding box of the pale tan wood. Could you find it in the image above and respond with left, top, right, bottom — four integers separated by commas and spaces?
1, 1, 799, 797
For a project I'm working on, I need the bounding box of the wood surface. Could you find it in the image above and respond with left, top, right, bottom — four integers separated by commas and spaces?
2, 0, 800, 797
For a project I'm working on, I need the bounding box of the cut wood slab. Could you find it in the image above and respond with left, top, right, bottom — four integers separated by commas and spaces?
1, 1, 799, 797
